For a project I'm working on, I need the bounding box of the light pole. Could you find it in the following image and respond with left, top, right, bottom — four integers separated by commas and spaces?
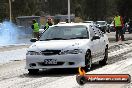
9, 0, 12, 22
9, 0, 14, 22
68, 0, 71, 23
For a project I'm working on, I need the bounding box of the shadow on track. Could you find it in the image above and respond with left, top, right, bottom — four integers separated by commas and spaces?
20, 62, 104, 78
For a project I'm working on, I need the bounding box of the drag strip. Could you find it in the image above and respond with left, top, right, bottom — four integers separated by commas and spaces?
0, 42, 132, 88
0, 48, 27, 64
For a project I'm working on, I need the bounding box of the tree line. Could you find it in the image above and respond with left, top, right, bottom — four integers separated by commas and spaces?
0, 0, 132, 22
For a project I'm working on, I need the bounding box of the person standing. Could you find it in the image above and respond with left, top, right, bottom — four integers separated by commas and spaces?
128, 20, 132, 33
114, 13, 125, 41
31, 19, 39, 40
44, 17, 53, 30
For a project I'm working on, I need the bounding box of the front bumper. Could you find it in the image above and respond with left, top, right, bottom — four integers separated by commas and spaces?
26, 54, 85, 69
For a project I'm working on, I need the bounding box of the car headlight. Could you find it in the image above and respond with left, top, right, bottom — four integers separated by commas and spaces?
60, 49, 83, 55
26, 51, 41, 55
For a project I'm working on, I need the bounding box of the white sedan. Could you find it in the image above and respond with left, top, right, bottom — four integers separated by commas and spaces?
26, 23, 109, 74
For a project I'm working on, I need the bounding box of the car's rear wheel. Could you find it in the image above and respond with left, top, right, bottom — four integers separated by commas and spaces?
28, 69, 39, 75
84, 51, 92, 71
99, 46, 108, 66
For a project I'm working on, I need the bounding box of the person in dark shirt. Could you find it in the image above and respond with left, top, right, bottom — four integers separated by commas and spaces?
44, 18, 53, 30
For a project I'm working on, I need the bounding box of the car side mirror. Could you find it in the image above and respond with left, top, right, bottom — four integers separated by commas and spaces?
91, 35, 100, 41
30, 38, 38, 42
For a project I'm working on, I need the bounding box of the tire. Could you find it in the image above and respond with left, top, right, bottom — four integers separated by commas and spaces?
84, 51, 92, 71
28, 69, 39, 75
99, 47, 108, 66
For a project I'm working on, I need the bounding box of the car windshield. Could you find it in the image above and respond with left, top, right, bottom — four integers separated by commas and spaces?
96, 22, 106, 25
39, 25, 89, 41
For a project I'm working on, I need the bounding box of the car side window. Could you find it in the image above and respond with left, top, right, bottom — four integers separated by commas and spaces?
93, 26, 101, 36
89, 25, 96, 38
95, 29, 101, 37
93, 25, 104, 37
97, 29, 104, 37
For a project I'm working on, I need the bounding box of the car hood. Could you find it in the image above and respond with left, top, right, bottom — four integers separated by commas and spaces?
28, 39, 89, 51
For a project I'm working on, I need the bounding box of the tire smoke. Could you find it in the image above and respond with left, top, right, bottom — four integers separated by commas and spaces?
0, 21, 26, 45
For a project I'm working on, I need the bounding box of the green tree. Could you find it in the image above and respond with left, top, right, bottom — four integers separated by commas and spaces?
116, 0, 132, 20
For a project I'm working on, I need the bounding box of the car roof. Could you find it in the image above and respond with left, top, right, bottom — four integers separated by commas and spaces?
84, 21, 94, 23
96, 21, 106, 22
54, 23, 91, 27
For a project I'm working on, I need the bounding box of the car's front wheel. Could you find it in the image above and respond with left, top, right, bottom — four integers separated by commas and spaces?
99, 46, 108, 66
28, 69, 39, 75
84, 51, 92, 71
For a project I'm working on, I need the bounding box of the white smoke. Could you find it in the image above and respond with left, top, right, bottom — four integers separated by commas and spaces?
0, 21, 26, 45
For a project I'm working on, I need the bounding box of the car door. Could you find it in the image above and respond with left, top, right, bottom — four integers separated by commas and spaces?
96, 28, 106, 60
89, 25, 100, 63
